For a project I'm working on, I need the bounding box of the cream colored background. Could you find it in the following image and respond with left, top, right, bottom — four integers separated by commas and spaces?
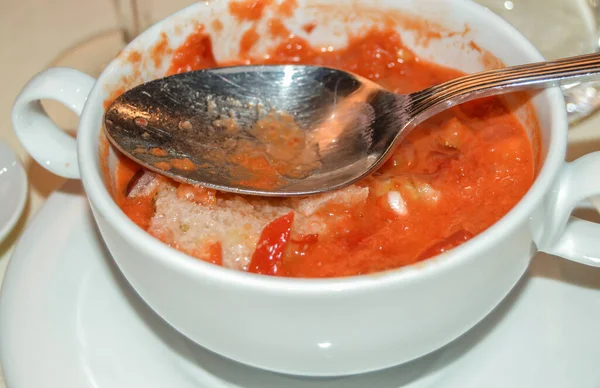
0, 0, 599, 386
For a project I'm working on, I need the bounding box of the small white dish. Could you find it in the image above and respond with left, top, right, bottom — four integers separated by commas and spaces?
0, 139, 27, 243
1, 182, 600, 388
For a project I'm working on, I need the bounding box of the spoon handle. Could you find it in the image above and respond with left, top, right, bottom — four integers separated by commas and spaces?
409, 52, 600, 121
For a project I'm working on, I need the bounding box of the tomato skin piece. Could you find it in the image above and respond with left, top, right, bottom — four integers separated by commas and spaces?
249, 212, 295, 275
206, 242, 223, 266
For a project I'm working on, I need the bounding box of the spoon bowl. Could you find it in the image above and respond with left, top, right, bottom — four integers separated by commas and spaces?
105, 65, 396, 196
105, 53, 600, 196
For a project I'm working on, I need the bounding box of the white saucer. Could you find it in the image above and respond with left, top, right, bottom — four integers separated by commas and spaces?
1, 182, 600, 388
0, 140, 28, 243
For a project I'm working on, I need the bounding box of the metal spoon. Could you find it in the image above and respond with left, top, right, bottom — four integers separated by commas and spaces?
104, 52, 600, 197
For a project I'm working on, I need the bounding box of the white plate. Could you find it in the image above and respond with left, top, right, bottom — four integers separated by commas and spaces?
1, 182, 600, 388
0, 140, 27, 243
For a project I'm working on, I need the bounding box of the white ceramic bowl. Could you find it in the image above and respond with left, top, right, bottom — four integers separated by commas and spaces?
12, 0, 600, 376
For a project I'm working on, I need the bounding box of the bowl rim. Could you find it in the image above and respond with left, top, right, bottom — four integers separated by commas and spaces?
78, 0, 567, 292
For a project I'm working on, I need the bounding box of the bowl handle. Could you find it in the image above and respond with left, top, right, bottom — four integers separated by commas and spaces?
538, 152, 600, 266
11, 67, 96, 179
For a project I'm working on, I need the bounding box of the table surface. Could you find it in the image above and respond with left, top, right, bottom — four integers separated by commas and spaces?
1, 1, 600, 387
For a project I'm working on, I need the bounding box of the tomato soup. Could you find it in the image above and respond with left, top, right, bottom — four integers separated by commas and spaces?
109, 23, 535, 278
